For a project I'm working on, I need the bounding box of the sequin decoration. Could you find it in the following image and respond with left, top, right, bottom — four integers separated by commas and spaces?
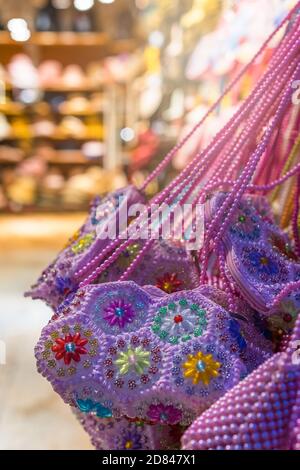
71, 232, 95, 255
166, 339, 243, 409
146, 403, 182, 425
155, 273, 183, 294
115, 346, 151, 375
183, 351, 221, 385
103, 299, 135, 328
230, 207, 260, 240
92, 282, 153, 334
99, 331, 163, 396
35, 315, 100, 390
150, 298, 208, 344
52, 333, 88, 365
242, 246, 286, 282
76, 398, 113, 418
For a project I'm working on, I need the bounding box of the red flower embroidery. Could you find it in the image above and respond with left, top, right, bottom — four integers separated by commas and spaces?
52, 333, 88, 365
156, 273, 183, 293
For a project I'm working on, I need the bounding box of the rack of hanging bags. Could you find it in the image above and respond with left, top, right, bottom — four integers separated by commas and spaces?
27, 1, 300, 450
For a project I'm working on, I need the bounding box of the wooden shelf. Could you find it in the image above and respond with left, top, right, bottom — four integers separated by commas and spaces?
0, 204, 90, 214
0, 149, 103, 165
1, 134, 103, 141
0, 31, 138, 52
0, 102, 103, 116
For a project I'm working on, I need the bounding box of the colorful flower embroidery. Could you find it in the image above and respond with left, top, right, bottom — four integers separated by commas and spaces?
183, 351, 221, 386
102, 335, 162, 392
103, 299, 135, 328
156, 273, 183, 293
51, 333, 88, 365
247, 251, 279, 276
71, 232, 95, 255
146, 403, 182, 425
151, 298, 208, 344
115, 346, 150, 375
230, 208, 260, 240
92, 284, 151, 334
76, 398, 112, 418
120, 430, 143, 450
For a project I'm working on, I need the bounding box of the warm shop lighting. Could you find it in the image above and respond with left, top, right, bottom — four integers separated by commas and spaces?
148, 31, 165, 48
7, 18, 28, 32
74, 0, 94, 11
10, 28, 31, 42
52, 0, 72, 9
120, 127, 135, 142
7, 18, 31, 42
98, 0, 115, 4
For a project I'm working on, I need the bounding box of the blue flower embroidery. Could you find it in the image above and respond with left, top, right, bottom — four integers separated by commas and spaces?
76, 398, 112, 418
247, 251, 279, 276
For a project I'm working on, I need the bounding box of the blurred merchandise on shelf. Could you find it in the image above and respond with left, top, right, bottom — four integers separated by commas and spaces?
0, 0, 298, 214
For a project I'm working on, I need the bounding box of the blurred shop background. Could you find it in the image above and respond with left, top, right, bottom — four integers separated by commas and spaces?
0, 0, 297, 449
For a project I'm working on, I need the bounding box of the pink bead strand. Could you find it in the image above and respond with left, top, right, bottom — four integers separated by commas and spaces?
200, 63, 300, 281
76, 13, 300, 286
119, 239, 154, 281
292, 174, 300, 256
139, 3, 300, 192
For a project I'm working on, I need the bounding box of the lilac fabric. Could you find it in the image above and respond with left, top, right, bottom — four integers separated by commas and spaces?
35, 281, 272, 443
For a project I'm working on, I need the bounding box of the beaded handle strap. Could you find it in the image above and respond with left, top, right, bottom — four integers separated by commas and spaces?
76, 18, 300, 285
77, 4, 300, 287
139, 1, 300, 192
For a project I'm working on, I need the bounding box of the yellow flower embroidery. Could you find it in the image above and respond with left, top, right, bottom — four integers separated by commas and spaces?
182, 351, 220, 386
71, 232, 95, 255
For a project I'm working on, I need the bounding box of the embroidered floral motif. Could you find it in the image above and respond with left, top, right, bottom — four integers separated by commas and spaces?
103, 299, 135, 328
146, 403, 182, 425
242, 247, 286, 283
156, 273, 183, 293
51, 333, 88, 365
65, 229, 81, 248
76, 398, 112, 418
268, 300, 298, 335
230, 207, 260, 240
151, 298, 208, 344
247, 251, 279, 276
71, 232, 95, 255
102, 334, 162, 393
115, 346, 150, 375
120, 430, 143, 450
183, 351, 221, 386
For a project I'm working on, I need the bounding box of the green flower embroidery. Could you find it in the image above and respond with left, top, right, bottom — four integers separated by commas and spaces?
115, 346, 150, 375
151, 298, 207, 344
72, 232, 95, 255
